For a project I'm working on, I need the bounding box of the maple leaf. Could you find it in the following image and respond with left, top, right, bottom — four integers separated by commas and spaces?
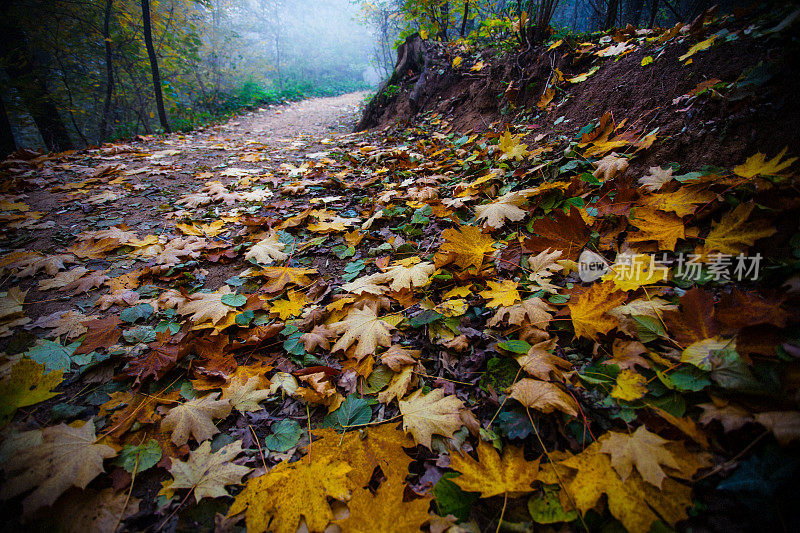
399, 388, 466, 449
508, 378, 578, 416
527, 248, 564, 292
38, 266, 88, 291
258, 266, 317, 292
309, 424, 415, 486
733, 148, 797, 178
638, 166, 675, 191
603, 253, 670, 291
328, 306, 394, 362
176, 286, 236, 325
703, 202, 776, 255
75, 315, 122, 354
663, 288, 719, 345
270, 289, 308, 319
567, 281, 626, 340
0, 419, 116, 514
516, 338, 572, 381
753, 411, 800, 445
222, 375, 272, 413
487, 297, 555, 329
523, 208, 589, 261
479, 280, 521, 308
0, 358, 62, 426
439, 225, 496, 270
244, 232, 288, 265
641, 186, 716, 217
377, 365, 415, 403
599, 426, 681, 488
497, 131, 530, 161
450, 440, 540, 497
14, 253, 74, 278
339, 480, 430, 533
31, 310, 94, 339
45, 488, 140, 532
553, 441, 693, 533
341, 272, 388, 295
228, 456, 352, 533
592, 152, 629, 181
475, 191, 529, 229
0, 287, 26, 320
627, 207, 685, 251
169, 440, 251, 501
698, 401, 753, 432
300, 324, 333, 352
383, 258, 435, 292
160, 392, 232, 445
380, 344, 421, 370
176, 219, 227, 237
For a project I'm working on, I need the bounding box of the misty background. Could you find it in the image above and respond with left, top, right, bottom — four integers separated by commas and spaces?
0, 0, 381, 150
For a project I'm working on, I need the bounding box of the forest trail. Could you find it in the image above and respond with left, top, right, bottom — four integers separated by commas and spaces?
5, 91, 370, 325
230, 91, 369, 140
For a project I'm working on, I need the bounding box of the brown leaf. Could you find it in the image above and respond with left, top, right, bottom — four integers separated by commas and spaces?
76, 315, 123, 354
523, 207, 589, 261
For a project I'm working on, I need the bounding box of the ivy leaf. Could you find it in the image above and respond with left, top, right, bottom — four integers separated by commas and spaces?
265, 419, 303, 452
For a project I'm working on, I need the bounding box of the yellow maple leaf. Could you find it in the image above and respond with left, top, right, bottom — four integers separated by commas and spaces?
339, 479, 430, 532
399, 388, 466, 449
703, 202, 776, 254
599, 426, 681, 488
733, 147, 797, 178
450, 440, 540, 497
383, 258, 435, 292
679, 35, 717, 61
497, 131, 530, 161
0, 359, 62, 427
0, 420, 116, 515
309, 425, 415, 487
244, 233, 288, 265
567, 281, 626, 340
452, 56, 463, 68
270, 289, 308, 320
627, 207, 686, 251
602, 253, 670, 291
168, 440, 251, 501
228, 456, 352, 533
160, 393, 232, 445
222, 376, 273, 413
258, 266, 317, 292
474, 191, 529, 229
328, 306, 394, 361
479, 280, 521, 308
176, 286, 236, 325
487, 297, 555, 329
470, 60, 486, 72
175, 219, 227, 237
508, 378, 578, 416
611, 369, 648, 401
439, 225, 496, 270
377, 366, 415, 404
641, 187, 716, 217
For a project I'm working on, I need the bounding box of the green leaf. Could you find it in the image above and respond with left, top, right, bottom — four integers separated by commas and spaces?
123, 325, 156, 344
119, 303, 154, 323
497, 340, 531, 354
114, 439, 162, 474
407, 309, 442, 328
235, 310, 255, 325
364, 365, 394, 393
26, 339, 81, 372
632, 315, 667, 342
221, 293, 247, 307
264, 419, 302, 452
432, 472, 479, 521
322, 394, 372, 432
528, 485, 578, 524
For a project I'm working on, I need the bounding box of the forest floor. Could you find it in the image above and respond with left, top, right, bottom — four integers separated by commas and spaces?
1, 9, 800, 533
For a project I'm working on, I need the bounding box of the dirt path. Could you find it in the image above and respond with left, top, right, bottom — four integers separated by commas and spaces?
228, 91, 369, 140
2, 92, 371, 324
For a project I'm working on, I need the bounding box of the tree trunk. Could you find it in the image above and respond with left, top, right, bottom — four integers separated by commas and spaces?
438, 2, 450, 41
0, 18, 73, 151
141, 0, 170, 133
604, 0, 619, 29
460, 0, 469, 37
649, 0, 660, 26
99, 0, 115, 144
625, 0, 645, 25
0, 96, 16, 159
